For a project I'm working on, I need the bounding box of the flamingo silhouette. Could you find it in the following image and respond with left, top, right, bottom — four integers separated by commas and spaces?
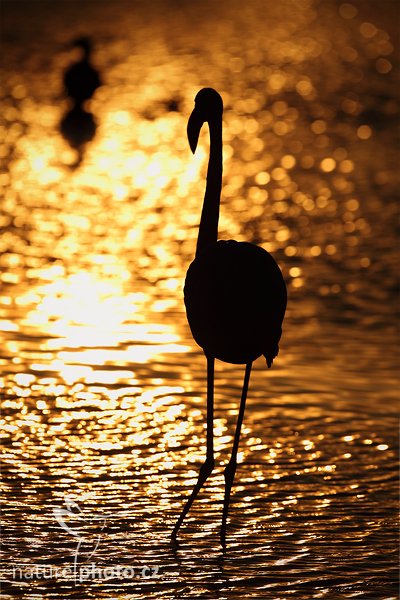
63, 37, 101, 108
171, 88, 287, 548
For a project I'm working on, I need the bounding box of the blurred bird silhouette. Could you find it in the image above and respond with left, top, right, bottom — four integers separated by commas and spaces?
60, 36, 101, 167
63, 36, 101, 107
171, 88, 287, 548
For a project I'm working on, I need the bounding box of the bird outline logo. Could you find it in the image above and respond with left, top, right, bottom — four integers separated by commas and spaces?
52, 496, 106, 578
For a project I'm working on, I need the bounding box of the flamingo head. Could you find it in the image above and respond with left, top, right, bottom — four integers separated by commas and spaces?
187, 88, 223, 153
70, 36, 92, 57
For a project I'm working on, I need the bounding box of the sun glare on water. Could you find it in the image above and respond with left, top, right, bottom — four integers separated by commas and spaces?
5, 269, 189, 387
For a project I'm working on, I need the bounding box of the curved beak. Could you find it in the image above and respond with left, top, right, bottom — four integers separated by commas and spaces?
187, 106, 204, 154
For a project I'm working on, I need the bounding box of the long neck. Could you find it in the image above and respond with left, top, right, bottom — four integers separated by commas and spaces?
195, 117, 222, 257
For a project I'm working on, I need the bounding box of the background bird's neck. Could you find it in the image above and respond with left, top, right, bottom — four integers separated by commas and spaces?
196, 118, 222, 257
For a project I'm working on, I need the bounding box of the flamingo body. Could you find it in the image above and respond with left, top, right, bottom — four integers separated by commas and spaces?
184, 239, 286, 365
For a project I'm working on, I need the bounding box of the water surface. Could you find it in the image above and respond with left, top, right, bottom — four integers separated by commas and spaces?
1, 1, 399, 598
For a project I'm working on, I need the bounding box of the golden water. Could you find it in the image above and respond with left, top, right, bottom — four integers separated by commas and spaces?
1, 1, 399, 598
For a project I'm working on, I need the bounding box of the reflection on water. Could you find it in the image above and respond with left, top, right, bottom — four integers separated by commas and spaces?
60, 106, 97, 168
0, 0, 398, 598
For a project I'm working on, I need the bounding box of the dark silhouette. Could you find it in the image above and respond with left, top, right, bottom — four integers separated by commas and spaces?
63, 37, 101, 106
60, 106, 96, 167
171, 89, 287, 548
60, 36, 101, 167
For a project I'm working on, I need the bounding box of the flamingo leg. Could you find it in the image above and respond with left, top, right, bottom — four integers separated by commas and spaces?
220, 361, 252, 549
171, 357, 215, 542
